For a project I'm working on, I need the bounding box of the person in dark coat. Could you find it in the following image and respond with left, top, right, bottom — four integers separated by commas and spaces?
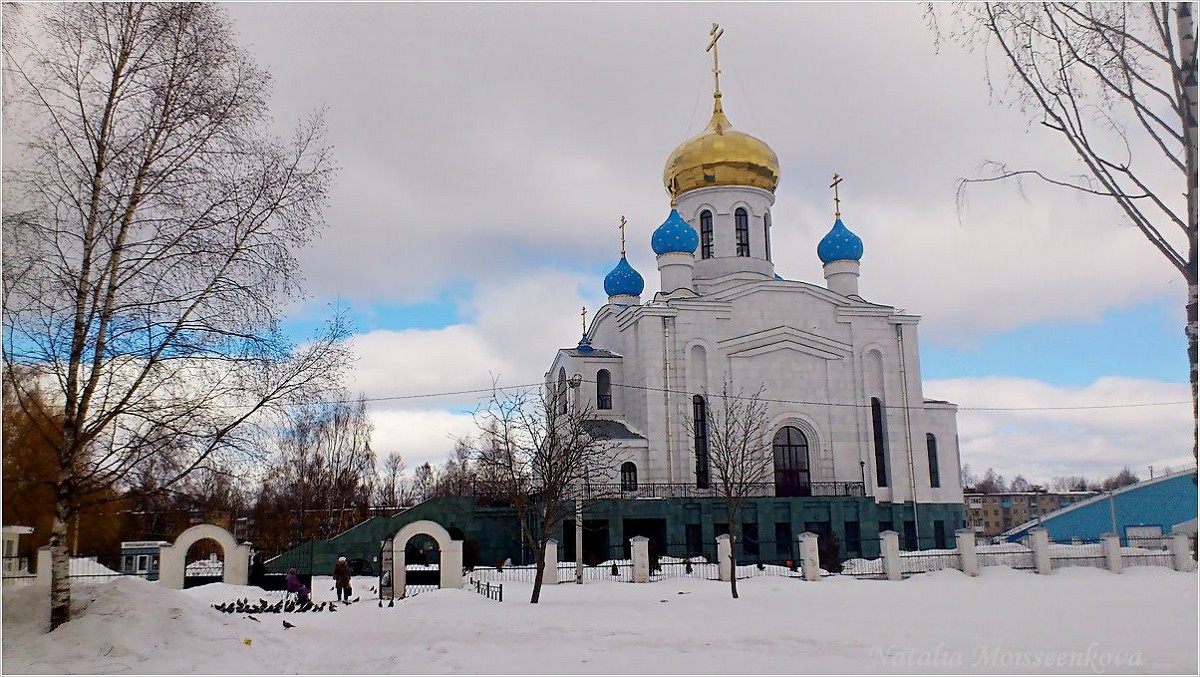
285, 567, 310, 604
332, 556, 352, 602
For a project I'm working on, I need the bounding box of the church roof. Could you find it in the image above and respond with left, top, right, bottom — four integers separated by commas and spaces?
583, 419, 645, 440
562, 347, 622, 358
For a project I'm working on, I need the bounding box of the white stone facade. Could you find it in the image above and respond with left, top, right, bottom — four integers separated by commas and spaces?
547, 181, 963, 508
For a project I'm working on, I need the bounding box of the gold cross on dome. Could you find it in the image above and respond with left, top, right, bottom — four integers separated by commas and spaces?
830, 173, 843, 218
581, 306, 588, 334
706, 23, 724, 97
619, 215, 627, 257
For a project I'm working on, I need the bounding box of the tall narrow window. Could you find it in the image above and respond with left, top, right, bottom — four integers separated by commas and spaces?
693, 395, 709, 488
620, 462, 638, 491
597, 369, 612, 410
871, 397, 889, 487
764, 211, 772, 261
772, 426, 811, 496
700, 210, 714, 259
735, 207, 750, 257
557, 368, 568, 414
926, 433, 940, 488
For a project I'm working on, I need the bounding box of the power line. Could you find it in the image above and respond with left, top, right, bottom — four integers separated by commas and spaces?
347, 376, 1190, 413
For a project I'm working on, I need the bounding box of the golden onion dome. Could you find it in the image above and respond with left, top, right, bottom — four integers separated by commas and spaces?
664, 94, 780, 197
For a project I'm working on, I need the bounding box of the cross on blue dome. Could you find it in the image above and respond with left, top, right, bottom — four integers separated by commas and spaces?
817, 218, 864, 264
604, 257, 645, 297
651, 209, 699, 255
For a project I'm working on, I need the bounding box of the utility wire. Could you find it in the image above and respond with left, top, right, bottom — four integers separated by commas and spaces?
339, 376, 1190, 413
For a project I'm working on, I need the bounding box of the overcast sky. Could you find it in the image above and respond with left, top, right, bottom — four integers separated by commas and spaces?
212, 3, 1193, 485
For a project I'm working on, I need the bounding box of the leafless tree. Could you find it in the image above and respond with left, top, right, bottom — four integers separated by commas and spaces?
929, 3, 1198, 459
375, 451, 408, 508
2, 3, 345, 629
688, 382, 773, 599
254, 396, 377, 546
466, 383, 614, 603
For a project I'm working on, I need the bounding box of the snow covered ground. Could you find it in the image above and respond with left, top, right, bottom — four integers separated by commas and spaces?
3, 567, 1195, 674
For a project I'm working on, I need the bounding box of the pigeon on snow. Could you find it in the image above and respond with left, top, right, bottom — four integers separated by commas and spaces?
282, 619, 297, 629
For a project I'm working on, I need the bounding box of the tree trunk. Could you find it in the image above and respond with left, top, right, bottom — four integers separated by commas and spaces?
1180, 2, 1198, 463
530, 538, 546, 604
49, 490, 72, 631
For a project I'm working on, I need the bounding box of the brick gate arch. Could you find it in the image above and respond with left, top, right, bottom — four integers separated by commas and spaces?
158, 524, 251, 589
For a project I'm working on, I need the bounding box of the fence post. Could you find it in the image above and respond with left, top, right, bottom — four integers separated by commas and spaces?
630, 536, 650, 583
1171, 532, 1196, 572
543, 539, 559, 585
36, 546, 51, 586
1102, 532, 1123, 574
1029, 528, 1052, 575
955, 528, 980, 577
716, 534, 732, 582
880, 531, 901, 581
798, 532, 820, 581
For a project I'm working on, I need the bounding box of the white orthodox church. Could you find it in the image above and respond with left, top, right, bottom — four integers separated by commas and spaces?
545, 34, 965, 541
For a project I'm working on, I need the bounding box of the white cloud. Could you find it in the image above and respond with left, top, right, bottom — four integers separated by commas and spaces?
925, 377, 1193, 484
367, 408, 477, 471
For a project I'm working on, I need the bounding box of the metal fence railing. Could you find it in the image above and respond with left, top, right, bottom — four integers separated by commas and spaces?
468, 577, 503, 602
1049, 540, 1106, 570
976, 543, 1037, 570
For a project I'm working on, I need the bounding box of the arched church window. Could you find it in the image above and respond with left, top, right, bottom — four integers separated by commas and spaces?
926, 433, 940, 488
871, 398, 889, 487
621, 462, 638, 492
772, 426, 810, 497
693, 395, 709, 489
764, 211, 772, 261
735, 208, 750, 257
700, 210, 714, 259
597, 369, 612, 410
557, 368, 568, 414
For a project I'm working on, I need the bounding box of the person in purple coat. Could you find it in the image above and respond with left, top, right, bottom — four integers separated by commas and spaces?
285, 567, 310, 604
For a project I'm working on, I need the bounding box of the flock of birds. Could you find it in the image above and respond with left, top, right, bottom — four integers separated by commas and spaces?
210, 595, 361, 628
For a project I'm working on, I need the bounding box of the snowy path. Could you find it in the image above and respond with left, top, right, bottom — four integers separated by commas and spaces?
3, 566, 1195, 674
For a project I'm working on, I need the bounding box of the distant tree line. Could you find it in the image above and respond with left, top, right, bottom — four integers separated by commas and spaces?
960, 464, 1145, 495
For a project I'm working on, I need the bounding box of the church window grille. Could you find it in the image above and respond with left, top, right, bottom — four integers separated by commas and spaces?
844, 521, 861, 555
933, 520, 947, 549
926, 433, 940, 487
775, 522, 792, 559
764, 211, 772, 261
772, 426, 811, 497
700, 210, 714, 259
620, 462, 638, 491
693, 395, 710, 488
742, 522, 759, 556
735, 208, 750, 257
597, 370, 612, 409
871, 398, 889, 487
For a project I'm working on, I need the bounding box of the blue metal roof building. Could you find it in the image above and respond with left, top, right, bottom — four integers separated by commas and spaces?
1002, 468, 1198, 544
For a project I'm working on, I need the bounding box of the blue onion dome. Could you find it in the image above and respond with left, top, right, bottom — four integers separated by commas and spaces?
817, 218, 864, 264
651, 209, 700, 255
603, 257, 645, 297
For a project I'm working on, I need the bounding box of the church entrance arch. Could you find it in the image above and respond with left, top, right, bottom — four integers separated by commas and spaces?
390, 519, 463, 597
773, 426, 812, 497
158, 524, 250, 590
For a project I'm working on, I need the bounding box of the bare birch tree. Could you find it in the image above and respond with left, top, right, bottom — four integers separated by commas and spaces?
466, 383, 614, 603
2, 3, 346, 629
688, 382, 773, 599
929, 3, 1198, 458
375, 451, 408, 508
